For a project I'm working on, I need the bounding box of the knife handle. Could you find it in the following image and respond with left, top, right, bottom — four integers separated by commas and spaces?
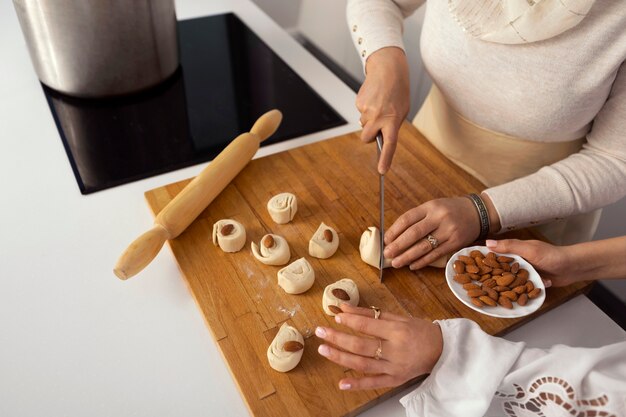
114, 109, 283, 280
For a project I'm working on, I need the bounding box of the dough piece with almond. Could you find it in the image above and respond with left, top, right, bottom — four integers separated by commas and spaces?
309, 222, 339, 259
267, 192, 297, 224
267, 322, 304, 372
322, 278, 359, 316
359, 227, 392, 269
212, 219, 246, 253
277, 257, 315, 294
251, 234, 291, 266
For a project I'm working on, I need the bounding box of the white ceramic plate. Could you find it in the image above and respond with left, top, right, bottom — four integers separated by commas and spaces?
445, 245, 546, 318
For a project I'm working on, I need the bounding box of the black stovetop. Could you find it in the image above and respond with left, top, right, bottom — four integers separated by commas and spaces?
44, 13, 346, 194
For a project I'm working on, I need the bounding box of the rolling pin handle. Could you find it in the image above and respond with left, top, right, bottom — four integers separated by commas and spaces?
250, 109, 283, 143
114, 224, 171, 280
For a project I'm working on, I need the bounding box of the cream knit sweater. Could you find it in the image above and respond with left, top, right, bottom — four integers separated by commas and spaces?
347, 0, 626, 232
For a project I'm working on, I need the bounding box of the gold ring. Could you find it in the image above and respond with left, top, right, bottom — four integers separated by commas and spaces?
370, 306, 381, 320
373, 339, 383, 360
426, 234, 439, 250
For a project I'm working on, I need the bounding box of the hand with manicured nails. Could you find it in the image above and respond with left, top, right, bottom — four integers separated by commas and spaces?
383, 196, 482, 270
357, 47, 410, 174
315, 304, 442, 390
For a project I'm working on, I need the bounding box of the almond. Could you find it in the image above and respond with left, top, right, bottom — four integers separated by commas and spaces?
480, 274, 492, 282
470, 250, 484, 259
467, 289, 486, 298
511, 262, 520, 274
479, 295, 497, 307
466, 264, 480, 274
471, 297, 484, 307
486, 252, 497, 260
323, 229, 333, 242
528, 288, 542, 299
474, 256, 484, 265
497, 255, 515, 263
513, 285, 527, 295
479, 265, 493, 275
501, 291, 518, 301
494, 286, 511, 292
458, 255, 475, 265
496, 275, 515, 287
517, 269, 529, 280
509, 276, 527, 289
454, 274, 472, 284
221, 223, 235, 236
492, 268, 504, 276
283, 340, 304, 352
500, 263, 511, 272
328, 305, 342, 314
484, 287, 498, 301
482, 257, 501, 269
526, 281, 535, 292
517, 293, 529, 306
263, 235, 275, 248
482, 278, 497, 288
463, 283, 481, 291
332, 288, 350, 301
453, 261, 466, 274
468, 273, 481, 281
498, 296, 513, 309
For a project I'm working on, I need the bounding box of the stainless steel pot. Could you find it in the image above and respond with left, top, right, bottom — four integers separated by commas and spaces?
13, 0, 179, 97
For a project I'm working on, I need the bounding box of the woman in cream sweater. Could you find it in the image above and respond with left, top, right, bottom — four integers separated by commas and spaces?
348, 0, 626, 270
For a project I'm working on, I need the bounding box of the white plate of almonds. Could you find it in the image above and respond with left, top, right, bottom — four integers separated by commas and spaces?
445, 245, 546, 319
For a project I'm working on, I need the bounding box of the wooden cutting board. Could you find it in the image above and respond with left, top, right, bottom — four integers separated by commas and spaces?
144, 121, 589, 417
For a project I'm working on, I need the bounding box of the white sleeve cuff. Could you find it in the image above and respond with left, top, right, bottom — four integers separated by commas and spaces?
400, 319, 526, 417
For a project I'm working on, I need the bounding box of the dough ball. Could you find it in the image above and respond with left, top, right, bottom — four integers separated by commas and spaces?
267, 322, 304, 372
308, 222, 339, 259
267, 193, 297, 224
322, 278, 359, 316
359, 226, 392, 269
278, 257, 315, 294
251, 234, 291, 266
212, 219, 246, 253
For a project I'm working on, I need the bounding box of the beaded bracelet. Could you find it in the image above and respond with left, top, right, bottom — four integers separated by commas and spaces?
466, 193, 490, 241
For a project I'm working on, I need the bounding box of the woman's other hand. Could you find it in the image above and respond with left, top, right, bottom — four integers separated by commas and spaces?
316, 304, 442, 390
357, 47, 410, 174
485, 239, 575, 287
383, 197, 481, 270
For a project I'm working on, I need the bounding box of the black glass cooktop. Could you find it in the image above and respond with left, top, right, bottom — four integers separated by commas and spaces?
44, 13, 346, 194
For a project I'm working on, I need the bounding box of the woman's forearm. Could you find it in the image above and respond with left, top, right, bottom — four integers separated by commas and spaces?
565, 236, 626, 282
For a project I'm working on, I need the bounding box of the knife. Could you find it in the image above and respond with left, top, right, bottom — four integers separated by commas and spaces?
376, 133, 385, 282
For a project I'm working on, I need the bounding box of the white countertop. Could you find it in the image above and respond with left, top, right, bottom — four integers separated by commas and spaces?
0, 1, 623, 416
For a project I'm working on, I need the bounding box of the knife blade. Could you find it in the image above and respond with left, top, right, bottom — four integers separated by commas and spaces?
376, 133, 385, 282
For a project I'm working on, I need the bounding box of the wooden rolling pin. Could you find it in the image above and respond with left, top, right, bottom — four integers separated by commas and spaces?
114, 109, 283, 280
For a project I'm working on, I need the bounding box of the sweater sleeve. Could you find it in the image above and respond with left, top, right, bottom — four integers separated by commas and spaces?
482, 62, 626, 232
400, 319, 626, 417
346, 0, 425, 68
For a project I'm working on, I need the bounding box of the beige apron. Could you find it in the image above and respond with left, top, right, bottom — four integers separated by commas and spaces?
413, 84, 601, 245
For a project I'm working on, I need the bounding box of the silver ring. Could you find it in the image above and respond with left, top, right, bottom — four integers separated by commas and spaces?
426, 234, 439, 250
370, 306, 381, 320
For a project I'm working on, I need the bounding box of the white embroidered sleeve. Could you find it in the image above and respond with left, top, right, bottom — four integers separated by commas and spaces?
346, 0, 425, 68
400, 318, 626, 417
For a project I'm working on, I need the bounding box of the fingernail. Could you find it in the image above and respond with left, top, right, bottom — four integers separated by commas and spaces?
486, 239, 497, 248
339, 382, 352, 390
391, 259, 400, 268
544, 279, 552, 288
335, 314, 342, 324
318, 344, 330, 357
409, 264, 416, 271
315, 326, 327, 338
383, 248, 391, 258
